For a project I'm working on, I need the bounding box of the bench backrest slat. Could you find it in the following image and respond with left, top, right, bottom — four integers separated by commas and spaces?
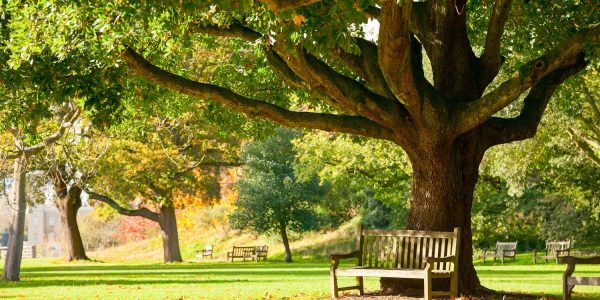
232, 246, 255, 256
495, 242, 517, 256
546, 240, 570, 255
360, 228, 459, 271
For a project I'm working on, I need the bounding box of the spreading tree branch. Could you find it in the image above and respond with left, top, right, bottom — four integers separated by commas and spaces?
87, 191, 160, 222
456, 24, 600, 135
480, 0, 513, 84
330, 38, 395, 99
480, 55, 587, 148
273, 42, 408, 128
190, 21, 262, 42
122, 47, 398, 142
260, 0, 321, 12
377, 1, 420, 108
4, 108, 80, 159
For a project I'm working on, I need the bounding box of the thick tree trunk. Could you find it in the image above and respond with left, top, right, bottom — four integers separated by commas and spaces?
280, 223, 292, 263
56, 186, 88, 261
381, 134, 485, 294
158, 205, 182, 263
2, 156, 27, 281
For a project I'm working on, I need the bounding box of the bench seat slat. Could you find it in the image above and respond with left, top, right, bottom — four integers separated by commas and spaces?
535, 255, 562, 259
336, 267, 426, 279
335, 267, 454, 279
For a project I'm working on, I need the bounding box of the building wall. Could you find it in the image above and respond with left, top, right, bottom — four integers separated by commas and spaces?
26, 204, 93, 258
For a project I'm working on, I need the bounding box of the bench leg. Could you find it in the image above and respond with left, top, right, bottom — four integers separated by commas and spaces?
563, 280, 573, 300
330, 268, 338, 299
424, 273, 432, 300
450, 272, 458, 300
356, 276, 364, 295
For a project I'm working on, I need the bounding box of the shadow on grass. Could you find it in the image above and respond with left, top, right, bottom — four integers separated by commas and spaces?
18, 268, 329, 278
0, 278, 271, 289
19, 261, 329, 273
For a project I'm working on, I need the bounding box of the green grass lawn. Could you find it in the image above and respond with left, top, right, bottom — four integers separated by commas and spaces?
1, 256, 599, 299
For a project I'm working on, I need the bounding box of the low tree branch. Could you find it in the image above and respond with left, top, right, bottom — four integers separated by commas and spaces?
87, 191, 161, 222
122, 47, 398, 142
456, 24, 600, 135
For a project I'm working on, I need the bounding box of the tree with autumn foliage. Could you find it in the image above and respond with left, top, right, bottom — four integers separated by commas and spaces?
85, 108, 241, 262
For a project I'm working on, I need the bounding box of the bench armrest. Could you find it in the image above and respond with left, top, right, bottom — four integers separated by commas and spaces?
425, 256, 455, 264
330, 251, 361, 269
561, 256, 600, 265
425, 256, 456, 271
482, 249, 493, 256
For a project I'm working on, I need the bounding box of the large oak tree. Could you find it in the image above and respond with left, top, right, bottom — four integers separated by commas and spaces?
118, 1, 599, 292
5, 0, 600, 293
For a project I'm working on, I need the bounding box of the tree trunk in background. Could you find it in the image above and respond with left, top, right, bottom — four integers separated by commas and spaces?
56, 186, 88, 261
158, 205, 182, 263
381, 133, 485, 294
280, 223, 292, 263
51, 166, 89, 261
2, 156, 27, 281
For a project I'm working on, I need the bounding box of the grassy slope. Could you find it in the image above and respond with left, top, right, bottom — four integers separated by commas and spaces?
2, 222, 599, 299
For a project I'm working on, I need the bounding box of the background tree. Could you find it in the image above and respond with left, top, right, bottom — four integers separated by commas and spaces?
85, 109, 241, 263
567, 73, 600, 167
294, 132, 411, 228
40, 125, 108, 262
230, 128, 325, 263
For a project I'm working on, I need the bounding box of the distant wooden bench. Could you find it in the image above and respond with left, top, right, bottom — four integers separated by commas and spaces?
0, 245, 36, 259
227, 246, 268, 262
561, 256, 600, 300
534, 240, 571, 264
330, 226, 460, 300
195, 245, 213, 261
255, 245, 268, 262
482, 241, 517, 264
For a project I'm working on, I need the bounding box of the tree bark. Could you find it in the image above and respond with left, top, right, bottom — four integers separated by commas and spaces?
158, 205, 182, 263
55, 185, 88, 261
381, 132, 485, 294
280, 222, 292, 263
2, 155, 27, 281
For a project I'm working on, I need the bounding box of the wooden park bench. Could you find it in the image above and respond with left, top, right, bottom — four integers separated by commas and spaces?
195, 245, 213, 261
561, 256, 600, 300
227, 246, 268, 262
255, 245, 268, 262
0, 245, 36, 259
534, 240, 571, 264
482, 241, 517, 264
330, 226, 460, 300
